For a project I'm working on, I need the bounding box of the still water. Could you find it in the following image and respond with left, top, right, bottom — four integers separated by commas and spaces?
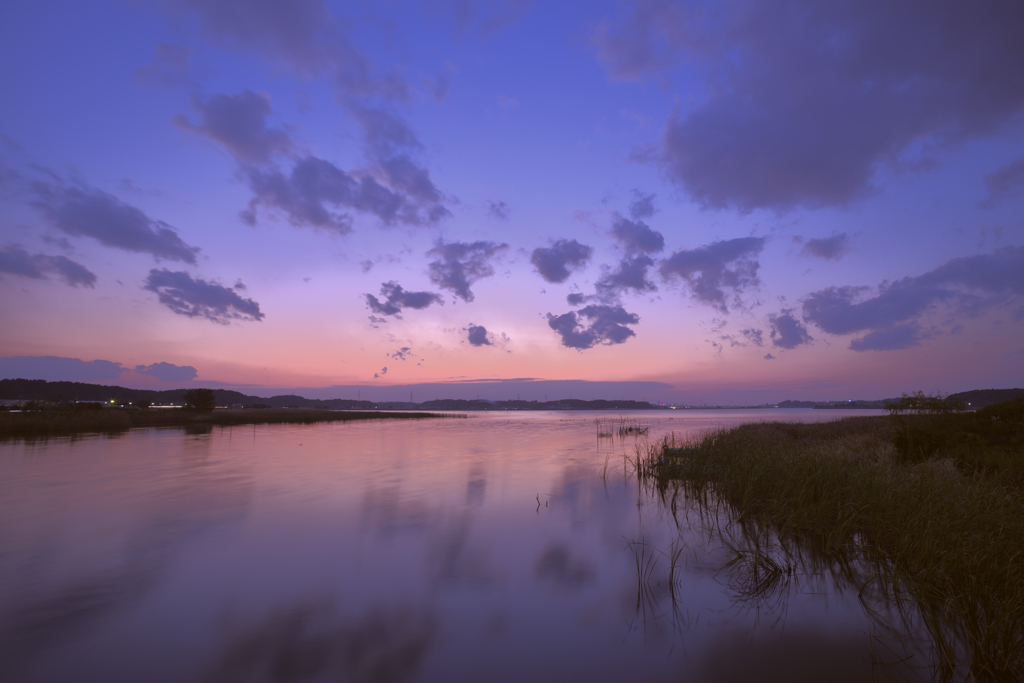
1, 409, 927, 683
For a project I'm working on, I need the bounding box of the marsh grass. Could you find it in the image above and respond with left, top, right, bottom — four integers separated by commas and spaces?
639, 416, 1024, 681
0, 408, 460, 439
595, 416, 649, 440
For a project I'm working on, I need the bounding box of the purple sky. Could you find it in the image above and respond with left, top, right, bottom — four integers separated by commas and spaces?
1, 0, 1023, 404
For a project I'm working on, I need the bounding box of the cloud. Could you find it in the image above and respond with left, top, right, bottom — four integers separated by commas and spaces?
427, 241, 509, 302
241, 155, 449, 230
595, 254, 656, 300
170, 0, 406, 99
530, 239, 593, 283
446, 0, 533, 37
980, 155, 1024, 208
0, 356, 126, 381
610, 215, 664, 254
134, 362, 198, 382
546, 304, 640, 350
486, 200, 509, 220
135, 43, 194, 88
388, 347, 413, 361
466, 324, 492, 347
659, 237, 765, 312
800, 233, 850, 260
0, 245, 96, 287
741, 328, 764, 347
596, 1, 1024, 211
768, 310, 813, 349
849, 325, 923, 352
629, 190, 656, 220
763, 353, 776, 360
343, 103, 450, 217
802, 245, 1024, 350
364, 281, 443, 317
374, 366, 388, 379
144, 269, 265, 323
174, 90, 293, 163
31, 182, 200, 263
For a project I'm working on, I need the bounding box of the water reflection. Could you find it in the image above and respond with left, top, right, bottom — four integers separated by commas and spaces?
1, 409, 902, 682
201, 602, 436, 683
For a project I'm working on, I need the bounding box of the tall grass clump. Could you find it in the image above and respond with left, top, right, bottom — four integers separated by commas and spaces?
640, 415, 1024, 681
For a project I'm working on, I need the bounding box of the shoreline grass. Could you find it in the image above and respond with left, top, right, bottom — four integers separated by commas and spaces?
639, 415, 1024, 681
0, 407, 461, 439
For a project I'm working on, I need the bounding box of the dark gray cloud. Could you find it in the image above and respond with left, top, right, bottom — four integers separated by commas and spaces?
595, 254, 656, 300
768, 310, 813, 349
135, 43, 194, 88
611, 215, 664, 254
174, 90, 293, 163
31, 183, 200, 263
0, 245, 96, 287
566, 292, 586, 306
241, 155, 449, 230
486, 200, 510, 220
467, 324, 492, 347
144, 269, 264, 323
800, 233, 850, 260
134, 362, 198, 382
596, 0, 1024, 211
802, 245, 1024, 350
530, 239, 592, 283
659, 236, 765, 312
171, 0, 407, 99
0, 356, 126, 381
546, 304, 639, 350
365, 281, 443, 317
427, 240, 508, 302
629, 190, 656, 220
980, 156, 1024, 208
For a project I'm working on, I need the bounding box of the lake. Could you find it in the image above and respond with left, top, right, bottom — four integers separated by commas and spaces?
1, 409, 932, 682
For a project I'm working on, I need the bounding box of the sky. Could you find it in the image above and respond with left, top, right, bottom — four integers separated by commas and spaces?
1, 0, 1023, 404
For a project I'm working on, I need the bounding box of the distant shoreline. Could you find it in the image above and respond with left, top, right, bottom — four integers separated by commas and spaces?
0, 407, 457, 439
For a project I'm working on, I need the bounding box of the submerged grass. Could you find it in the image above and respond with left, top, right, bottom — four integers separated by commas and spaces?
0, 408, 460, 439
639, 415, 1024, 681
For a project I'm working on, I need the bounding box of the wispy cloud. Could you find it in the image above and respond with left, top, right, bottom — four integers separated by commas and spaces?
659, 237, 765, 312
365, 281, 443, 318
144, 269, 264, 323
0, 245, 96, 287
802, 246, 1024, 351
31, 182, 200, 263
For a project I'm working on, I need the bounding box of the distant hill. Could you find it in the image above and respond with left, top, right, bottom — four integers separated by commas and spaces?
0, 379, 374, 410
948, 388, 1024, 408
776, 399, 896, 409
0, 379, 662, 411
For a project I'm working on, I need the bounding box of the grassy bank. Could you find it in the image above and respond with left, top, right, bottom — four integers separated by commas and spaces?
640, 413, 1024, 681
0, 407, 459, 438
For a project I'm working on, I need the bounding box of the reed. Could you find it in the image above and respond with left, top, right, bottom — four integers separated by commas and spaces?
639, 415, 1024, 681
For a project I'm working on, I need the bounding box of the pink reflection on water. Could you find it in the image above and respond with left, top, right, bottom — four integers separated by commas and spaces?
1, 410, 926, 682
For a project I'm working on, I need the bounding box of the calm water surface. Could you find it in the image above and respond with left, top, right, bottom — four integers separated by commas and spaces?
1, 409, 928, 682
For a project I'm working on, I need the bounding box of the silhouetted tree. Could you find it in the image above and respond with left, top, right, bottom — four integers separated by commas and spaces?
183, 388, 216, 412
